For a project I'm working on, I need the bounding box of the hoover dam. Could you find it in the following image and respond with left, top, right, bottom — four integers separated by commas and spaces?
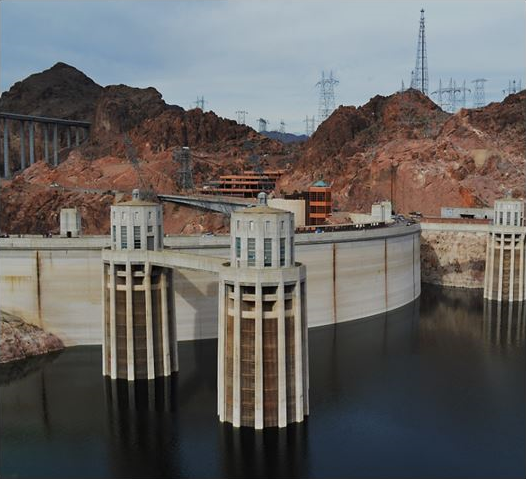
0, 223, 421, 346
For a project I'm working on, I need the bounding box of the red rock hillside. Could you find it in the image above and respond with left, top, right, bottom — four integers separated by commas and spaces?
279, 89, 525, 215
0, 63, 524, 234
0, 63, 292, 234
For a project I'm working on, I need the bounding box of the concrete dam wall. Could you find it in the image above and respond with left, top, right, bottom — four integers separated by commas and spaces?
0, 225, 421, 346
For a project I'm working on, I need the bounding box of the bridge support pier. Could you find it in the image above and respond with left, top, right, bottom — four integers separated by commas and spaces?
53, 123, 58, 167
75, 127, 80, 147
29, 121, 35, 166
44, 124, 49, 163
3, 119, 10, 179
66, 127, 71, 148
19, 121, 26, 170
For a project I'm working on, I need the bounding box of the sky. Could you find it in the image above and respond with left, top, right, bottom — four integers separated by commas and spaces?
0, 0, 524, 134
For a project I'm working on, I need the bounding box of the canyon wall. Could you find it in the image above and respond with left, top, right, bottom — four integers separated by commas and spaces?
420, 222, 489, 288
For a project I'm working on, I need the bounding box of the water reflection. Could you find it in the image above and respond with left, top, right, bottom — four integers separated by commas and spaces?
0, 349, 62, 385
218, 422, 309, 479
1, 287, 524, 479
104, 377, 180, 479
484, 300, 526, 347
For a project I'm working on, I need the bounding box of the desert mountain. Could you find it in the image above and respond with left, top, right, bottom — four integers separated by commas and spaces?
0, 63, 524, 234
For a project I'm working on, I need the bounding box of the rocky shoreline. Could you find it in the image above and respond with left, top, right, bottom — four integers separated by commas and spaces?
0, 311, 64, 363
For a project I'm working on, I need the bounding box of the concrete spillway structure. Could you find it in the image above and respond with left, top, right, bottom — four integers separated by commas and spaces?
217, 193, 308, 429
102, 190, 178, 380
484, 198, 526, 302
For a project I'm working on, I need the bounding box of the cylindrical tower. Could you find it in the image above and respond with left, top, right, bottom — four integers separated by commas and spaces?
102, 190, 178, 380
218, 192, 309, 428
484, 198, 526, 302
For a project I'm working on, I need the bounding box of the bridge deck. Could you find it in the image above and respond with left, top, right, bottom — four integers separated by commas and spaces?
0, 111, 91, 127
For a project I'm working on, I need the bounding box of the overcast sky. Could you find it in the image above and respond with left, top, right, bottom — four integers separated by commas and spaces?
1, 0, 524, 133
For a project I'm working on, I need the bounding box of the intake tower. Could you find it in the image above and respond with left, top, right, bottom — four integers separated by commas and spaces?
217, 192, 309, 428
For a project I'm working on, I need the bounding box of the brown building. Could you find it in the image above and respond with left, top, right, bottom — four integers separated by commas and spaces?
308, 180, 332, 225
199, 170, 284, 198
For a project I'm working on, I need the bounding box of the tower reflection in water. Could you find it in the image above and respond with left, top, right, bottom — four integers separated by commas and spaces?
483, 301, 526, 347
104, 376, 179, 478
218, 422, 309, 478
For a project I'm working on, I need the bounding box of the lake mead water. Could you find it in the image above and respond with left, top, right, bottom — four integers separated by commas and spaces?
1, 285, 525, 478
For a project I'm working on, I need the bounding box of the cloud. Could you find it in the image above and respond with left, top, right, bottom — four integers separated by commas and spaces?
1, 0, 524, 133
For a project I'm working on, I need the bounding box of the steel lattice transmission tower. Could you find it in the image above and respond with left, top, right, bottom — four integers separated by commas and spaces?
304, 116, 316, 136
410, 9, 429, 96
279, 120, 286, 134
174, 146, 193, 190
257, 118, 269, 132
471, 79, 487, 108
502, 79, 522, 96
316, 70, 339, 124
194, 96, 206, 110
236, 110, 248, 125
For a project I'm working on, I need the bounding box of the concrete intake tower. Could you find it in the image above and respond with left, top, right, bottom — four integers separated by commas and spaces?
102, 190, 178, 380
484, 198, 526, 302
217, 192, 309, 428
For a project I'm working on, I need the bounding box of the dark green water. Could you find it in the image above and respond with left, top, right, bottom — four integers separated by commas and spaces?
1, 285, 525, 478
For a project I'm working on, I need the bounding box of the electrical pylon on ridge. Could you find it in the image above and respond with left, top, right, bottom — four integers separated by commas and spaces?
410, 9, 429, 96
173, 146, 194, 190
316, 70, 338, 124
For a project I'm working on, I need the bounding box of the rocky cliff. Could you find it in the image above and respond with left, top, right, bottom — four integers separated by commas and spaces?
420, 228, 487, 288
278, 89, 526, 215
0, 311, 64, 363
0, 63, 290, 234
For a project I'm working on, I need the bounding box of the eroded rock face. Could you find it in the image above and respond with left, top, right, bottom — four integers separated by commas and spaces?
420, 230, 487, 288
279, 89, 526, 216
0, 311, 64, 363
